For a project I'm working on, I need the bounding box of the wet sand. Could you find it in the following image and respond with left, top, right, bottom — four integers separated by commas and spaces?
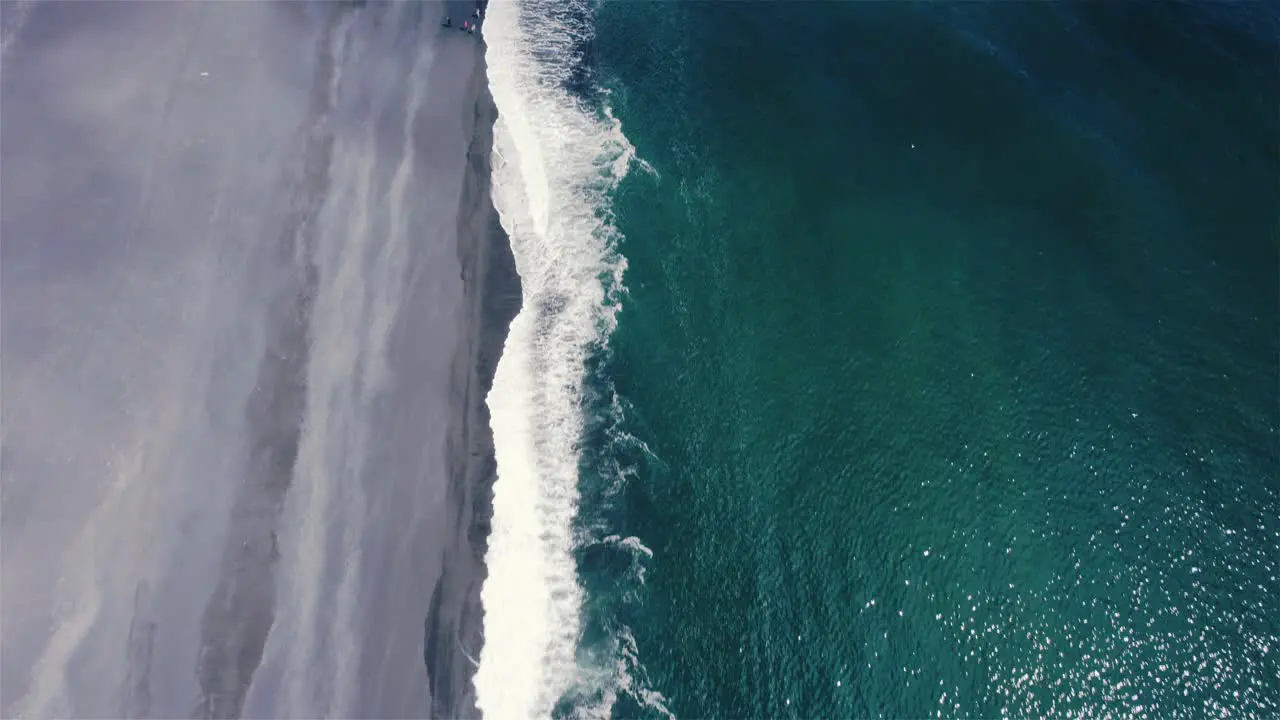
427, 1, 520, 717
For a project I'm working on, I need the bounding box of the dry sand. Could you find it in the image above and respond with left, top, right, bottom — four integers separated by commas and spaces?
0, 1, 513, 716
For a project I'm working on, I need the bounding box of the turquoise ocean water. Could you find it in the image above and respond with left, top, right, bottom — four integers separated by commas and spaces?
481, 2, 1278, 717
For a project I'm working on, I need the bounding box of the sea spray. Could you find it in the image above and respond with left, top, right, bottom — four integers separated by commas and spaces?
476, 0, 646, 717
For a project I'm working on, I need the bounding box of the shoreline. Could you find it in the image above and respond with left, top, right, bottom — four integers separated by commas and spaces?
426, 2, 519, 716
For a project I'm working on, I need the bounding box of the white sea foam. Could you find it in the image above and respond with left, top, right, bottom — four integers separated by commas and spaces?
476, 0, 647, 717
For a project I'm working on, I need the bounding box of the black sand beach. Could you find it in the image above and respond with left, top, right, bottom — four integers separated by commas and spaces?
1, 0, 514, 716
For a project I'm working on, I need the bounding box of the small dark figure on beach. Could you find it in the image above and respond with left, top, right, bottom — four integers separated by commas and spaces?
442, 15, 451, 27
467, 22, 475, 35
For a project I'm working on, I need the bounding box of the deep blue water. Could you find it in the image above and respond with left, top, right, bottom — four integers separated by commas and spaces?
552, 2, 1277, 717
